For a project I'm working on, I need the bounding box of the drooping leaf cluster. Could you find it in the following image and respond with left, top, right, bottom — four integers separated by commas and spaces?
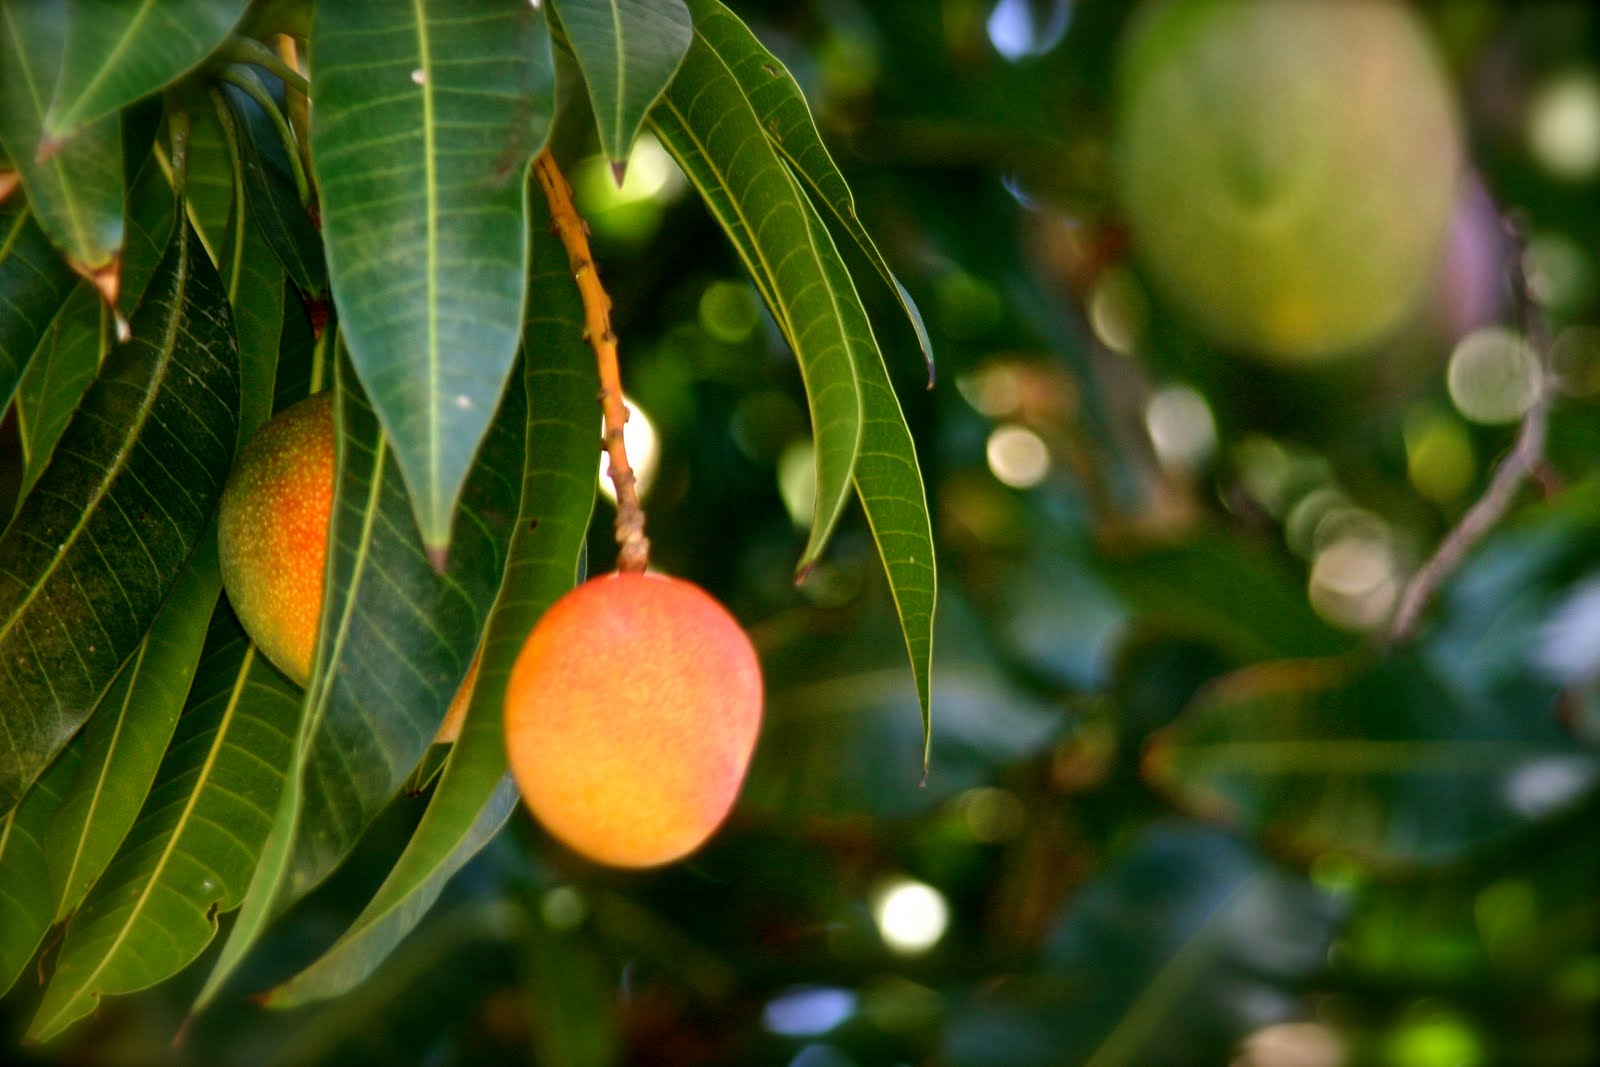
0, 0, 934, 1038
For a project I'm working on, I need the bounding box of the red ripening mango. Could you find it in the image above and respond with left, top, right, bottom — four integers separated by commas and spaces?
216, 392, 474, 744
216, 391, 334, 687
504, 572, 763, 868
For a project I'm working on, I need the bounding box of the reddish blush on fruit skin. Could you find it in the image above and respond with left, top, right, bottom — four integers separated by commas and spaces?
216, 392, 335, 687
504, 572, 763, 868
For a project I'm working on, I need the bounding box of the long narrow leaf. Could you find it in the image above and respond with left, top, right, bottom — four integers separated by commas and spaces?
793, 187, 937, 762
0, 200, 78, 409
0, 2, 123, 274
46, 0, 248, 141
650, 33, 864, 574
43, 540, 222, 922
27, 610, 301, 1040
11, 283, 109, 510
0, 745, 81, 996
551, 0, 692, 171
0, 218, 240, 815
218, 73, 325, 297
685, 0, 935, 379
310, 0, 555, 557
265, 215, 599, 1008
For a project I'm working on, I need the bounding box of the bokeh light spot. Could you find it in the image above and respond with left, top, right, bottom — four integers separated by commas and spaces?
763, 986, 857, 1037
1528, 70, 1600, 179
987, 0, 1073, 61
986, 424, 1051, 488
1383, 1005, 1483, 1067
1403, 409, 1475, 504
1310, 530, 1398, 631
599, 396, 658, 504
699, 280, 763, 343
1446, 326, 1542, 425
956, 787, 1026, 843
1088, 267, 1148, 355
873, 879, 949, 954
541, 885, 586, 931
1145, 384, 1217, 472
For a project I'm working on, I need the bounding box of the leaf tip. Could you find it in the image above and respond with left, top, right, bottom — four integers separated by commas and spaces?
426, 544, 450, 574
34, 133, 65, 165
71, 255, 123, 320
609, 160, 628, 188
0, 170, 19, 204
793, 559, 816, 586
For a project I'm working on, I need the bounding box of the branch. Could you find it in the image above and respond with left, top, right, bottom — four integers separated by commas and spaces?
1388, 216, 1553, 644
533, 150, 651, 573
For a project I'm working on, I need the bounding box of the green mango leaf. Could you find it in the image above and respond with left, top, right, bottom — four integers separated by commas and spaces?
265, 216, 598, 1008
0, 744, 82, 997
181, 92, 237, 258
117, 131, 179, 318
1145, 653, 1600, 869
684, 0, 935, 379
0, 217, 240, 816
310, 0, 555, 558
795, 187, 937, 764
651, 35, 864, 574
0, 1, 124, 273
27, 610, 302, 1041
211, 88, 286, 439
0, 201, 78, 408
12, 283, 109, 509
189, 344, 528, 1012
551, 0, 691, 172
218, 76, 325, 297
45, 0, 248, 141
43, 540, 222, 923
293, 346, 525, 901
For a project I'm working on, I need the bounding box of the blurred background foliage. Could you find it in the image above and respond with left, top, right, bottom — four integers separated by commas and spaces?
8, 0, 1600, 1064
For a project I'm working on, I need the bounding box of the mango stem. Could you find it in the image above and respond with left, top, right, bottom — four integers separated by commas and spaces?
534, 150, 651, 574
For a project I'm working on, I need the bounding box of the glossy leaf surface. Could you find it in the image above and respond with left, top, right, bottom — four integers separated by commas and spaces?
28, 611, 301, 1040
47, 0, 248, 139
310, 0, 554, 556
267, 217, 597, 1006
43, 542, 221, 922
0, 2, 124, 272
0, 219, 239, 814
0, 201, 77, 408
652, 32, 863, 573
552, 0, 691, 169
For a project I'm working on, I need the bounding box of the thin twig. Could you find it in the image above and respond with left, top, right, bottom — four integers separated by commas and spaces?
1388, 216, 1554, 643
533, 150, 651, 573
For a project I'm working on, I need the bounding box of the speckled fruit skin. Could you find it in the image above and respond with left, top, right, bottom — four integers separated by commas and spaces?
504, 572, 763, 868
1114, 0, 1462, 361
217, 392, 334, 687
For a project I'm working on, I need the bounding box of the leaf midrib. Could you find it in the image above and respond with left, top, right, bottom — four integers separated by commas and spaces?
47, 0, 155, 137
0, 4, 96, 263
411, 0, 441, 529
33, 645, 256, 1037
0, 222, 191, 658
53, 636, 153, 920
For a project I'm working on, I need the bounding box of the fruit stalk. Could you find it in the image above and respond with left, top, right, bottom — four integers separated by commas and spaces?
533, 150, 650, 574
